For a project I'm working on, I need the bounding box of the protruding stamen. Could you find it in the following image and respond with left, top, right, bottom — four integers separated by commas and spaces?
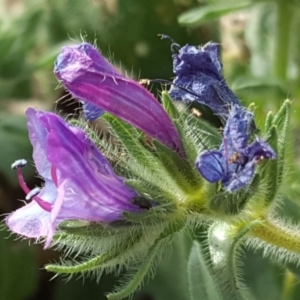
16, 166, 30, 194
11, 159, 27, 169
12, 159, 52, 212
25, 187, 52, 212
51, 164, 58, 187
31, 196, 52, 212
26, 187, 42, 200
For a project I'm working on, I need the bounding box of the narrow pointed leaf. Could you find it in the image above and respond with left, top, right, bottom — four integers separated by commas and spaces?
107, 219, 185, 299
188, 241, 221, 300
264, 111, 274, 134
262, 126, 279, 206
152, 139, 201, 191
161, 91, 180, 120
178, 2, 252, 26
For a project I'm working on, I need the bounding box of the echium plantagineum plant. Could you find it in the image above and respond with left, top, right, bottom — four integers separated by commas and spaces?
5, 39, 297, 300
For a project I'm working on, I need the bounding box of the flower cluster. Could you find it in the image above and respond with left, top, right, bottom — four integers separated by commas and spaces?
6, 40, 284, 299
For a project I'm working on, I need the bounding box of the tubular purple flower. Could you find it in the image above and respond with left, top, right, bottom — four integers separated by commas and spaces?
6, 108, 140, 248
168, 42, 243, 121
54, 43, 182, 153
195, 105, 276, 191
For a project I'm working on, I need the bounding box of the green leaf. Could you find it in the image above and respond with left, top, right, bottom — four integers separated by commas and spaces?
188, 241, 221, 300
107, 241, 163, 300
178, 2, 253, 26
243, 249, 284, 300
48, 230, 142, 274
232, 77, 288, 101
136, 230, 193, 300
107, 219, 185, 300
244, 2, 277, 78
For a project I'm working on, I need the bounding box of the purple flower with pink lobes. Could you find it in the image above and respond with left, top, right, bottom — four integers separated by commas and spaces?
195, 105, 276, 191
6, 108, 140, 248
54, 42, 182, 153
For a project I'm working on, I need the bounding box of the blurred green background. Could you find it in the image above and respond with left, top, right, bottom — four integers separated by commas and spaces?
1, 0, 300, 299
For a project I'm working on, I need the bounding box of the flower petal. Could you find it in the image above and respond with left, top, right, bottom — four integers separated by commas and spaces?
169, 43, 242, 119
246, 138, 277, 160
54, 43, 182, 153
225, 161, 255, 191
40, 111, 140, 224
81, 101, 104, 120
6, 181, 57, 239
195, 150, 226, 183
222, 105, 254, 152
26, 108, 52, 181
6, 202, 50, 238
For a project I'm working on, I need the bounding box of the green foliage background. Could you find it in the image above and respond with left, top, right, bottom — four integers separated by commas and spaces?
1, 0, 300, 299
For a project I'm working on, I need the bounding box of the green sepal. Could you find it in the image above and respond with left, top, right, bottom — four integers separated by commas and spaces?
182, 111, 222, 148
103, 113, 187, 198
173, 118, 198, 163
273, 100, 291, 187
46, 251, 118, 274
209, 174, 260, 216
262, 126, 279, 206
273, 99, 291, 128
152, 139, 202, 192
259, 100, 290, 205
47, 229, 142, 274
264, 111, 274, 134
107, 218, 186, 300
102, 113, 149, 163
209, 221, 260, 300
55, 220, 129, 238
125, 179, 176, 204
123, 209, 165, 223
161, 91, 180, 120
187, 241, 221, 300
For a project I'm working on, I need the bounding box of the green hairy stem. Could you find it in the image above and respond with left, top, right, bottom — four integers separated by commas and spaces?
250, 217, 300, 254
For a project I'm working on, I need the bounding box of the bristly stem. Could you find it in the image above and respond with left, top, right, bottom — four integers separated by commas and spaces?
250, 216, 300, 254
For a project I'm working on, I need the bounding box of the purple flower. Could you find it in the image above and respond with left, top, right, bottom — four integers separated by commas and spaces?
54, 43, 182, 153
169, 42, 242, 120
195, 105, 276, 191
6, 108, 140, 248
